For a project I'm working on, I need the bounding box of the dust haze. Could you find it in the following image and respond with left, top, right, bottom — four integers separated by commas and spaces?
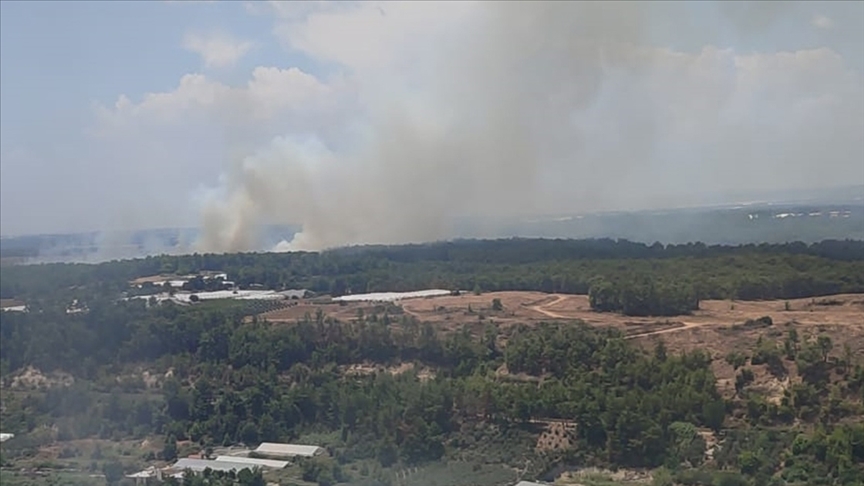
196, 2, 863, 253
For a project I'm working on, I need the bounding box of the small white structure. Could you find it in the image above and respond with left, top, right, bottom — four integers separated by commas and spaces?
515, 482, 550, 486
66, 299, 88, 314
253, 442, 324, 459
0, 432, 15, 442
278, 289, 310, 299
148, 280, 188, 288
126, 466, 162, 485
126, 468, 158, 478
0, 305, 26, 313
215, 455, 288, 469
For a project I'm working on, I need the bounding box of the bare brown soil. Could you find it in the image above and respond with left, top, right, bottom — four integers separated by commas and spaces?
31, 437, 165, 464
402, 291, 864, 337
256, 291, 864, 396
405, 292, 702, 335
627, 294, 864, 399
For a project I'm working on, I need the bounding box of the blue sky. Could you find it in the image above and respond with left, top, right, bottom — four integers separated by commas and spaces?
1, 1, 862, 246
0, 2, 309, 145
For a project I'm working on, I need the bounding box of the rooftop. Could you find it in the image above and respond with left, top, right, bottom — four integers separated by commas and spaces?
253, 443, 323, 458
214, 456, 289, 469
170, 458, 258, 473
332, 289, 452, 303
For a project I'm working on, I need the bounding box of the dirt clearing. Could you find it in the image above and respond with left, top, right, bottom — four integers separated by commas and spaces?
256, 290, 864, 390
258, 291, 863, 336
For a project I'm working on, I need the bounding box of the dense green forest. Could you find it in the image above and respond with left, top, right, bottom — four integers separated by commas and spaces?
1, 238, 864, 486
2, 239, 863, 303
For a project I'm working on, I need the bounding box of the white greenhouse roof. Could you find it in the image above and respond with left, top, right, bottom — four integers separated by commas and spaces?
332, 289, 451, 302
214, 456, 288, 469
253, 443, 323, 457
126, 468, 158, 479
174, 290, 284, 302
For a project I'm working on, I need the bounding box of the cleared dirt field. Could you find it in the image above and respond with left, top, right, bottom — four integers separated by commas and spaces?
404, 292, 864, 394
258, 291, 864, 396
259, 291, 864, 336
403, 292, 864, 336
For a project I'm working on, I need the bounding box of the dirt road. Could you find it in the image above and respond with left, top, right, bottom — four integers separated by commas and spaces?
625, 320, 707, 339
529, 294, 571, 319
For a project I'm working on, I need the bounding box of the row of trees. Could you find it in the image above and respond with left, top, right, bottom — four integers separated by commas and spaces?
3, 239, 863, 302
588, 278, 700, 316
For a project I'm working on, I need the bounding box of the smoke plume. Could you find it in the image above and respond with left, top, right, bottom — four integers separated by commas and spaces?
194, 1, 863, 253
194, 2, 651, 253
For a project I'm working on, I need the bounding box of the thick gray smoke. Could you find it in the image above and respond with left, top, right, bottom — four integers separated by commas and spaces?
194, 1, 863, 253
196, 2, 654, 253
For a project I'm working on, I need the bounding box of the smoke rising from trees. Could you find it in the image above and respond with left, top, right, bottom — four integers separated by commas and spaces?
195, 2, 864, 253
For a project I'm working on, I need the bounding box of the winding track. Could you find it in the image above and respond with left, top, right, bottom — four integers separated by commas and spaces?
624, 320, 708, 339
528, 294, 711, 339
528, 294, 571, 319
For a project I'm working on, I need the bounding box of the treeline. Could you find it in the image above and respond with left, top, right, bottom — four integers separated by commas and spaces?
589, 278, 700, 316
0, 299, 264, 378
2, 239, 864, 307
334, 238, 864, 263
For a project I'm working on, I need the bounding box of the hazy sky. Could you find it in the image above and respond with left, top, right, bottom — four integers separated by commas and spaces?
1, 1, 863, 239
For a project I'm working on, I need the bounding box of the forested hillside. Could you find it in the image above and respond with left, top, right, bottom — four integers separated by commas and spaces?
1, 238, 863, 486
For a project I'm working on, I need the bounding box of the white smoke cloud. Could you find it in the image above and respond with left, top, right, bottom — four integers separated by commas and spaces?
91, 1, 864, 253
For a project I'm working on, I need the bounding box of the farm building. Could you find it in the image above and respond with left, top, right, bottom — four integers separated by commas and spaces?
214, 455, 288, 469
167, 457, 259, 474
175, 289, 285, 302
253, 442, 324, 459
0, 433, 15, 442
125, 466, 162, 485
203, 272, 229, 280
